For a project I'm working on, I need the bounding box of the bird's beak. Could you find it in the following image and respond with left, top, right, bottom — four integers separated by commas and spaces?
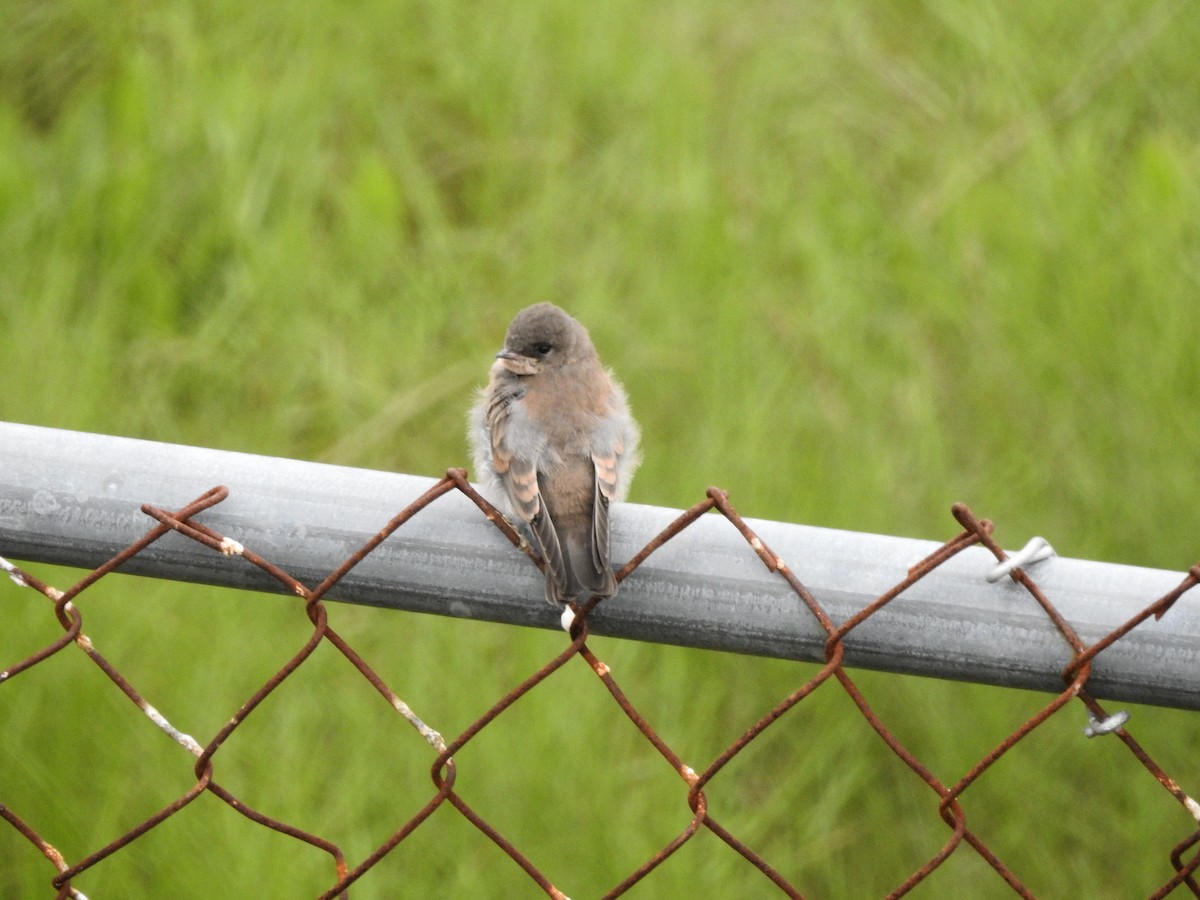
495, 348, 540, 375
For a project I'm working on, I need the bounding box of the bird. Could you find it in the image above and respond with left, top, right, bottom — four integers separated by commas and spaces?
469, 303, 640, 606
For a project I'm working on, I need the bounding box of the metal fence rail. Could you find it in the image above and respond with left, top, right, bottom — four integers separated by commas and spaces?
3, 422, 1199, 709
3, 421, 1200, 898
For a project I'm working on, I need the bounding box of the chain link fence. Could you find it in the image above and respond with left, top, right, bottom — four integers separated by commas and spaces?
3, 424, 1200, 898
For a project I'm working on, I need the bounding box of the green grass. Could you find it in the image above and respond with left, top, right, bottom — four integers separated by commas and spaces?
3, 0, 1200, 896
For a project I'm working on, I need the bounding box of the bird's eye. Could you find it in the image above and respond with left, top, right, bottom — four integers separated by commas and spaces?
534, 342, 553, 355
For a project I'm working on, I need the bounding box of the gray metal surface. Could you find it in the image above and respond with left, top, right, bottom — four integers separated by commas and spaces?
2, 421, 1198, 709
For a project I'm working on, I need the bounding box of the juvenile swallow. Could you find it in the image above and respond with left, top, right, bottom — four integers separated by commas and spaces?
470, 303, 640, 605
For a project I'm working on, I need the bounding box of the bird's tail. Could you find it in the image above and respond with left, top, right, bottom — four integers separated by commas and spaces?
531, 513, 618, 606
559, 532, 617, 605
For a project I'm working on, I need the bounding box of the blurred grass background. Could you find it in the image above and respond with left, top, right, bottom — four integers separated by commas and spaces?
2, 0, 1200, 896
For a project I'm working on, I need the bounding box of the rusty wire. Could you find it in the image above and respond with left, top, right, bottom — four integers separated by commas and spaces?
3, 472, 1200, 898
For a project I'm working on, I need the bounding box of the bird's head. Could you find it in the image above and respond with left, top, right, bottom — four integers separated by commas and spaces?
496, 303, 594, 375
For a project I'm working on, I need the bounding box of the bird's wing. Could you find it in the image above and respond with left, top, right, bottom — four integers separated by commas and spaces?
484, 384, 539, 522
485, 387, 569, 603
590, 437, 624, 574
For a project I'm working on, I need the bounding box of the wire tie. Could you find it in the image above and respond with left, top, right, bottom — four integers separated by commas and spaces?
1083, 710, 1130, 738
986, 536, 1056, 583
0, 555, 27, 588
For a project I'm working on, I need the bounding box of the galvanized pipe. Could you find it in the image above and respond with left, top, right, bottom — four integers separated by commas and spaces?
2, 421, 1197, 709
